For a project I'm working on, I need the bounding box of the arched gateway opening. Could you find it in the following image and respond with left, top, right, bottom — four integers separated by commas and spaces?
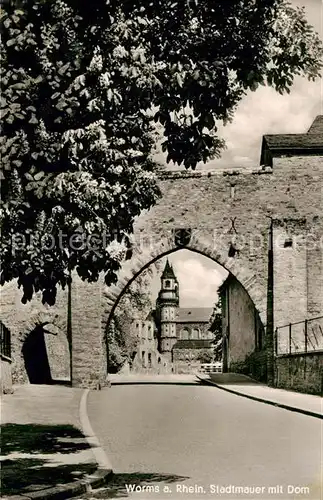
22, 326, 52, 384
103, 239, 268, 381
21, 322, 70, 386
103, 239, 267, 328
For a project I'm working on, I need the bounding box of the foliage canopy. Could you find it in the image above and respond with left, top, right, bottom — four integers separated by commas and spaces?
1, 0, 322, 303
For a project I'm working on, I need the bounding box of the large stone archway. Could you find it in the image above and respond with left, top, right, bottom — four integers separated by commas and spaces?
70, 117, 323, 389
2, 117, 322, 391
101, 233, 267, 333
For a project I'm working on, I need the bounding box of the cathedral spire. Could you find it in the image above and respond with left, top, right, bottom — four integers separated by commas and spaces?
161, 258, 176, 279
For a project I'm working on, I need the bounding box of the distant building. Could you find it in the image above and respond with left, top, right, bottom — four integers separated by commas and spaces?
131, 315, 160, 371
131, 259, 215, 372
155, 260, 214, 370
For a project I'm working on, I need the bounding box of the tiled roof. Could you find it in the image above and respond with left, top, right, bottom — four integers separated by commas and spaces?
263, 133, 323, 150
260, 115, 323, 165
308, 115, 323, 135
173, 339, 213, 349
175, 307, 213, 323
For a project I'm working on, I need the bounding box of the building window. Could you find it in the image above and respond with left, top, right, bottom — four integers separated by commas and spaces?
284, 237, 293, 248
192, 328, 200, 339
181, 328, 189, 340
0, 322, 11, 358
148, 352, 152, 367
165, 280, 171, 288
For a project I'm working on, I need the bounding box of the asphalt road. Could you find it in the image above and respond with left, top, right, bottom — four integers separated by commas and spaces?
85, 375, 322, 500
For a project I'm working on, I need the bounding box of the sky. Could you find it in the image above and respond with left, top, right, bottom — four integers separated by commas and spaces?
150, 251, 228, 308
144, 0, 323, 309
154, 0, 323, 170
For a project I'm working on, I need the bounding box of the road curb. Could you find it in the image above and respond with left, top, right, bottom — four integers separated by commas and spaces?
79, 389, 113, 471
4, 469, 113, 500
196, 375, 323, 420
3, 390, 113, 500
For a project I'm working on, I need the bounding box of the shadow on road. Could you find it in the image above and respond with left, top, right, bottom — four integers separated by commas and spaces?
0, 423, 97, 496
91, 472, 190, 498
208, 374, 263, 385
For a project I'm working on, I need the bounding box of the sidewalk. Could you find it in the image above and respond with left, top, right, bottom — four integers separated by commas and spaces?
196, 373, 323, 419
0, 384, 111, 499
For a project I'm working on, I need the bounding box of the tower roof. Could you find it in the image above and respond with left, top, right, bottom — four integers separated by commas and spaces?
161, 259, 176, 279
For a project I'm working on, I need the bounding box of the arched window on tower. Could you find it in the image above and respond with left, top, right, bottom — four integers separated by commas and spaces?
165, 280, 171, 288
181, 328, 189, 340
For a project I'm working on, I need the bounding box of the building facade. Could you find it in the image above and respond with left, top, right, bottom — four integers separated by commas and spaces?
155, 260, 214, 370
131, 316, 159, 371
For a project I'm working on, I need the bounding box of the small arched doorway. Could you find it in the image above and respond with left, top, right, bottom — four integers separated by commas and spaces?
22, 325, 52, 384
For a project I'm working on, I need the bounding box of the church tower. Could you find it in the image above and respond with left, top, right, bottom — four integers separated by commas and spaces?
156, 259, 179, 361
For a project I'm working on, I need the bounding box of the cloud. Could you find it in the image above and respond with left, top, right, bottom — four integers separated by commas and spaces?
173, 257, 227, 307
153, 0, 323, 171
205, 77, 322, 169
